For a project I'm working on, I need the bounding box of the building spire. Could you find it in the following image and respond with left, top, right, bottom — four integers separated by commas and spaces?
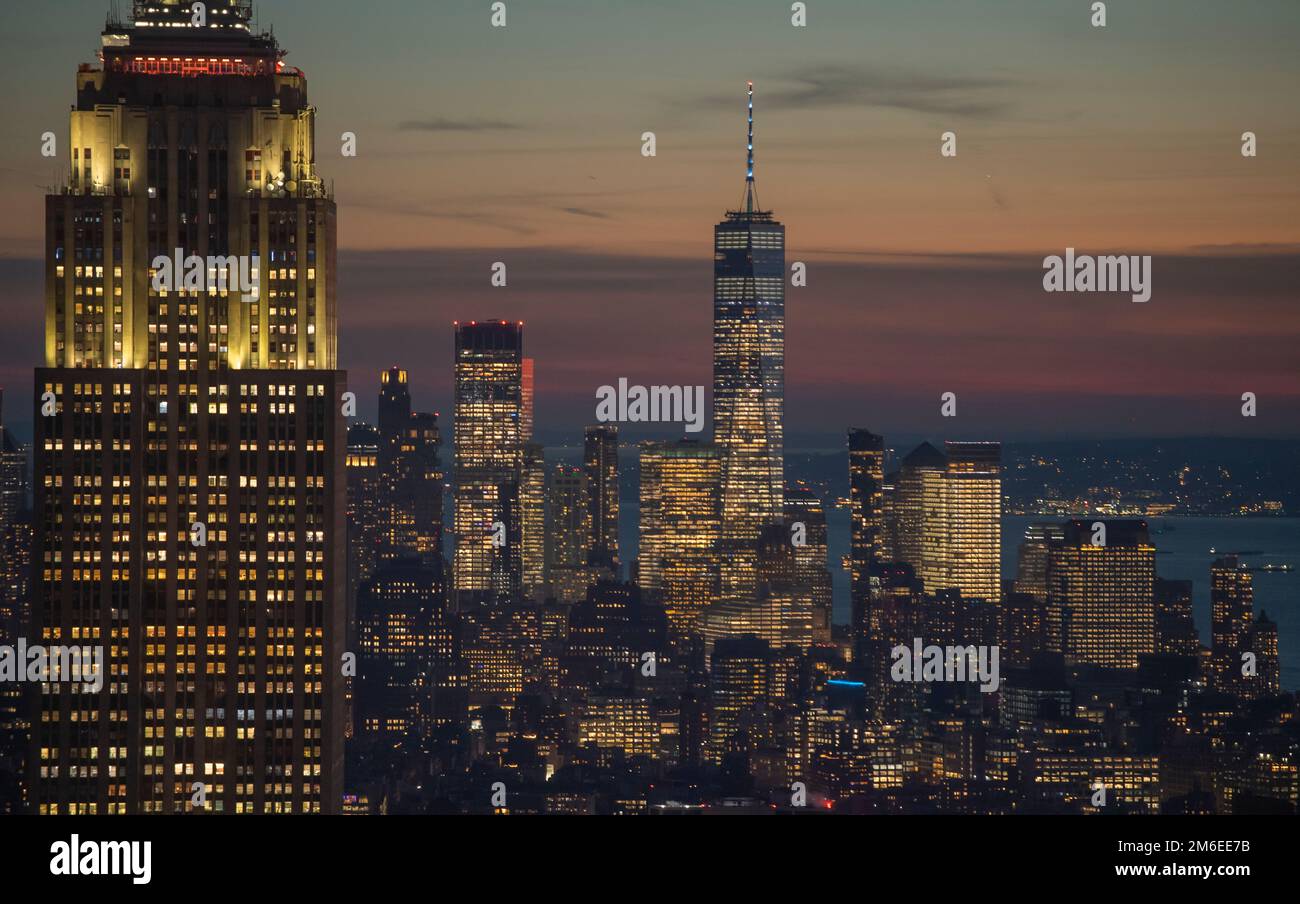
745, 80, 756, 213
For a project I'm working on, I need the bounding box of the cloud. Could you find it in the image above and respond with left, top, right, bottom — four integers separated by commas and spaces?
396, 117, 523, 132
559, 207, 611, 219
684, 63, 1022, 119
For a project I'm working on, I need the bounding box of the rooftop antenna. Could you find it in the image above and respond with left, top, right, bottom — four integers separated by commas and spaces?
744, 81, 757, 214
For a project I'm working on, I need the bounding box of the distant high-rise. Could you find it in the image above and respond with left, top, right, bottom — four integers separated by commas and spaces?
519, 442, 546, 600
784, 486, 833, 644
1046, 520, 1156, 669
355, 557, 463, 741
583, 425, 620, 570
714, 83, 784, 602
893, 441, 1001, 602
638, 440, 721, 636
1154, 578, 1200, 658
0, 391, 31, 814
371, 368, 443, 566
520, 357, 535, 441
1247, 611, 1281, 698
708, 634, 775, 762
452, 321, 524, 606
847, 428, 886, 599
344, 422, 382, 741
346, 423, 383, 609
856, 562, 925, 715
377, 366, 413, 450
894, 442, 946, 583
0, 390, 30, 625
939, 442, 1002, 603
701, 522, 813, 660
1210, 555, 1257, 698
1014, 522, 1067, 602
33, 0, 345, 813
547, 465, 593, 603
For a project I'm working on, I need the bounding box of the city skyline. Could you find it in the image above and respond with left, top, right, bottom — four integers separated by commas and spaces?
1, 1, 1299, 441
0, 0, 1297, 832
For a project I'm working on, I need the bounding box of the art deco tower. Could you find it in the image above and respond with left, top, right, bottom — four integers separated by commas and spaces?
713, 83, 784, 602
32, 0, 345, 813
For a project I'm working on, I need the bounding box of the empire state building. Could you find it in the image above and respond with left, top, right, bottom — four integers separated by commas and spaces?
713, 83, 785, 603
31, 0, 345, 814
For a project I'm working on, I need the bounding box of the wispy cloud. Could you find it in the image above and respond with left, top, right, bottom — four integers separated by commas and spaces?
396, 117, 523, 132
682, 63, 1022, 119
559, 207, 611, 220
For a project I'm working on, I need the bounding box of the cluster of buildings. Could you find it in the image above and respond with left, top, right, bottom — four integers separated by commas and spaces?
0, 0, 1294, 816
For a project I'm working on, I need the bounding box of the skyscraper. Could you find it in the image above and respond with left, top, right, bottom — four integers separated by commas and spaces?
638, 440, 721, 636
32, 0, 345, 813
583, 425, 620, 571
0, 390, 32, 814
700, 522, 814, 660
546, 464, 594, 603
370, 368, 444, 566
892, 441, 1001, 602
355, 556, 462, 742
847, 428, 886, 599
519, 441, 546, 600
452, 321, 524, 607
0, 390, 30, 626
713, 83, 785, 603
1210, 555, 1254, 697
1045, 520, 1156, 669
784, 486, 833, 644
940, 442, 1002, 603
1014, 522, 1067, 602
893, 441, 946, 584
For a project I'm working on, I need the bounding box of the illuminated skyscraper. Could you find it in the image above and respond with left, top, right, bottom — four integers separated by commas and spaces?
547, 465, 593, 603
344, 422, 382, 740
638, 440, 721, 636
784, 486, 832, 644
708, 635, 775, 762
1210, 555, 1257, 698
1014, 522, 1066, 602
519, 442, 546, 600
583, 425, 620, 570
847, 428, 886, 601
893, 441, 1001, 602
452, 321, 524, 607
520, 357, 535, 441
940, 442, 1002, 603
700, 522, 813, 660
894, 442, 946, 583
713, 83, 784, 603
0, 391, 31, 813
355, 557, 463, 741
1045, 520, 1156, 669
346, 424, 382, 608
1154, 577, 1199, 658
369, 367, 443, 566
1247, 611, 1280, 699
0, 391, 30, 625
33, 0, 345, 813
